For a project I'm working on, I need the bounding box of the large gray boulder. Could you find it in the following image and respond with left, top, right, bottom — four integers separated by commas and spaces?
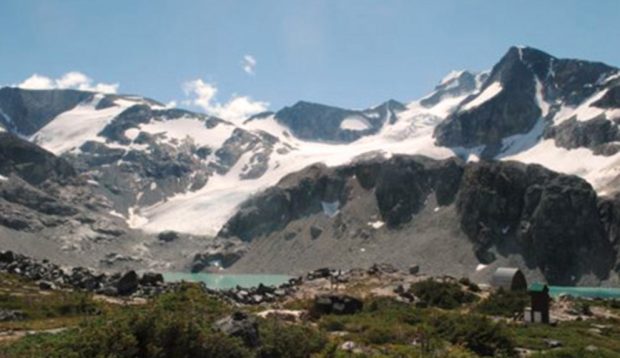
116, 270, 139, 296
213, 312, 260, 348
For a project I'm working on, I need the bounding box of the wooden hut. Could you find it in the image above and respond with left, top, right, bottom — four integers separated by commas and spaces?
526, 282, 551, 324
491, 267, 528, 291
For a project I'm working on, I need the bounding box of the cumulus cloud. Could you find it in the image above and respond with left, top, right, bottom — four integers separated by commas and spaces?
16, 72, 119, 93
242, 55, 257, 75
182, 78, 268, 122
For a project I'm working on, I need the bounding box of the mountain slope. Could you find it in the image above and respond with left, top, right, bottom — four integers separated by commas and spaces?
1, 46, 620, 282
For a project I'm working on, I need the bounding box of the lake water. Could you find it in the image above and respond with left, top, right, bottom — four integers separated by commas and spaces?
163, 272, 292, 290
548, 286, 620, 299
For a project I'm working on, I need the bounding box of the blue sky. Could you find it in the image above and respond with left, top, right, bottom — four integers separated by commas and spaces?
1, 0, 619, 117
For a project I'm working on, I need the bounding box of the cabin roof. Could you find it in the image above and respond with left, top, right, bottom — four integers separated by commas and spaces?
528, 282, 549, 293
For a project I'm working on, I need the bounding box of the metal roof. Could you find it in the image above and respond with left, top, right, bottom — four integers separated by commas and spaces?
491, 267, 527, 291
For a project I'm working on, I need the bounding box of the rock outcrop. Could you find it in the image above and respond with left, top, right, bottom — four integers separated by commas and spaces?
219, 155, 619, 285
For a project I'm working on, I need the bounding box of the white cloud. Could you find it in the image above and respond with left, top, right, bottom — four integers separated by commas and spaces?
182, 78, 268, 122
16, 72, 119, 93
183, 79, 217, 110
242, 55, 257, 75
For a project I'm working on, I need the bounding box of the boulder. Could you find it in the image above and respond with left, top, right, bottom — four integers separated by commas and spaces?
0, 309, 26, 322
38, 280, 55, 290
307, 267, 332, 280
310, 226, 323, 239
157, 230, 179, 242
116, 270, 139, 296
368, 263, 398, 275
140, 272, 164, 286
213, 312, 260, 348
0, 250, 15, 264
312, 294, 363, 316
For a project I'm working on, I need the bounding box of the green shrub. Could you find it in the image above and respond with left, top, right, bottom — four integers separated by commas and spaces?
410, 279, 477, 309
431, 313, 516, 357
477, 289, 528, 317
458, 277, 481, 293
530, 347, 620, 357
2, 284, 251, 358
257, 318, 327, 358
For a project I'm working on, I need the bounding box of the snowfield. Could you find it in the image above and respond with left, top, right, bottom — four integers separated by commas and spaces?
461, 82, 502, 111
31, 95, 138, 154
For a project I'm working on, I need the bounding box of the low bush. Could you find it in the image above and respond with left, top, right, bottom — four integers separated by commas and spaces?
477, 288, 528, 317
410, 279, 477, 309
257, 318, 327, 358
431, 313, 516, 357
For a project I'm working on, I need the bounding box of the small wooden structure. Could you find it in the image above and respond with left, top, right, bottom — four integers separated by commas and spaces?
526, 282, 551, 324
491, 267, 528, 291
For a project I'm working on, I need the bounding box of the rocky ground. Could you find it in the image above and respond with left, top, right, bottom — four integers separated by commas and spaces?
2, 255, 620, 357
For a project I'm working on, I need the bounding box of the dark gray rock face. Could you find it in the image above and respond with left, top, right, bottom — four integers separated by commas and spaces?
544, 117, 620, 155
211, 128, 277, 179
0, 132, 75, 185
456, 161, 613, 284
0, 88, 94, 135
435, 47, 542, 151
274, 100, 404, 143
593, 85, 620, 109
434, 47, 618, 156
0, 133, 127, 239
218, 164, 349, 241
219, 155, 618, 285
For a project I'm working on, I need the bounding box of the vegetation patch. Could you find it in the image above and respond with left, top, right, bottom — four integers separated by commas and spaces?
410, 279, 477, 309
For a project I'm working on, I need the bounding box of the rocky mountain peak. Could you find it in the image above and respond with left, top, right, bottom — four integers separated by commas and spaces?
274, 100, 403, 143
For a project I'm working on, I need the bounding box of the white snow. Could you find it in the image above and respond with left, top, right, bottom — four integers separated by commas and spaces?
461, 82, 503, 111
137, 116, 235, 149
31, 95, 133, 154
109, 210, 126, 219
554, 87, 620, 124
439, 70, 464, 86
503, 139, 620, 195
535, 78, 550, 117
0, 174, 8, 181
368, 220, 385, 229
498, 118, 546, 158
476, 264, 488, 272
150, 182, 157, 190
124, 128, 140, 141
340, 116, 371, 131
127, 207, 149, 228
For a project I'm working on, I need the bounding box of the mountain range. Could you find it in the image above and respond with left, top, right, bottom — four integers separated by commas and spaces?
1, 46, 620, 285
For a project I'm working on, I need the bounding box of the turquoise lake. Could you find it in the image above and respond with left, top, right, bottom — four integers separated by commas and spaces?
163, 273, 292, 290
548, 286, 620, 299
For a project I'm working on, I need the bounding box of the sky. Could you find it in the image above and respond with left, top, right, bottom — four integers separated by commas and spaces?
1, 0, 619, 119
